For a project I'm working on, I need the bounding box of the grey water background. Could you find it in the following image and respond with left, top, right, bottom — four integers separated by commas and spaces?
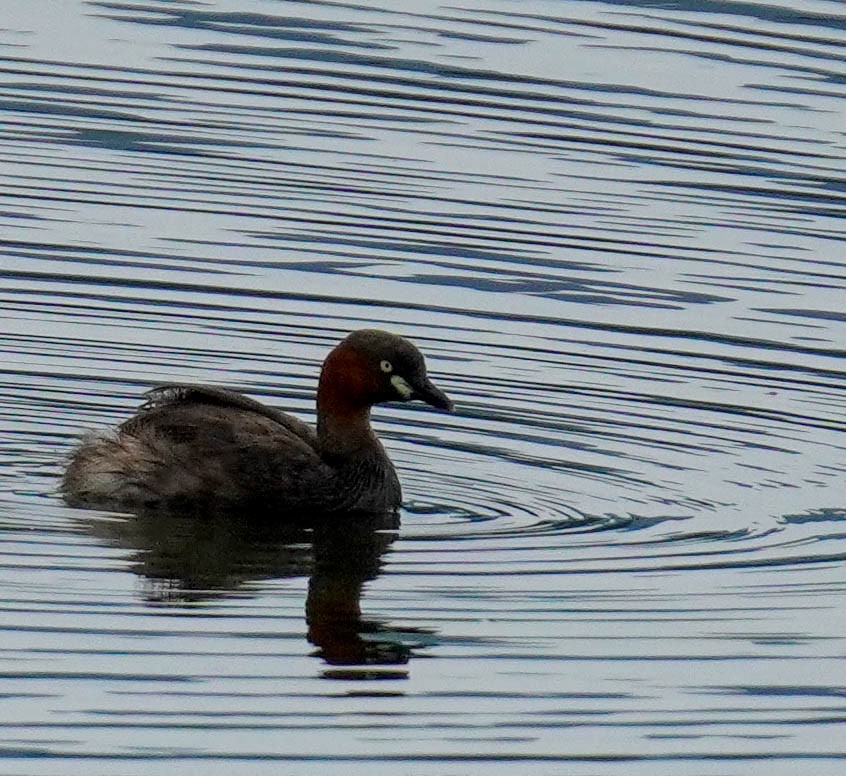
1, 0, 845, 772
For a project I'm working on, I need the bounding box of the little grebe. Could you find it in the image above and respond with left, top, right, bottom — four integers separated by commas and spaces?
61, 329, 453, 514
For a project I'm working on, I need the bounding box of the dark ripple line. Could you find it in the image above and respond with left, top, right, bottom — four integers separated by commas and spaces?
0, 672, 193, 681
526, 348, 846, 404
590, 25, 846, 67
90, 6, 389, 48
0, 50, 823, 125
7, 713, 846, 730
561, 386, 844, 434
0, 748, 841, 761
4, 269, 845, 361
478, 4, 846, 43
169, 47, 826, 133
389, 550, 846, 575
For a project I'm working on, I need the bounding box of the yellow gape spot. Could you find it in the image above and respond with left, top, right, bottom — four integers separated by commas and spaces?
390, 374, 413, 399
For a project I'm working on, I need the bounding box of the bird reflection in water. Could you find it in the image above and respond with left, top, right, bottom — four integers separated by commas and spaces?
84, 510, 431, 676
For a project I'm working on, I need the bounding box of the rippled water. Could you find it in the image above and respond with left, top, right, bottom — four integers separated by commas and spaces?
1, 0, 845, 772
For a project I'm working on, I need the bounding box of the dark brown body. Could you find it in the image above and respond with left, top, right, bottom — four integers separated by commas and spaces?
61, 330, 452, 515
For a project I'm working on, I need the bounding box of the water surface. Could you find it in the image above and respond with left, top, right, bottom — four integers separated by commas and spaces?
1, 0, 845, 773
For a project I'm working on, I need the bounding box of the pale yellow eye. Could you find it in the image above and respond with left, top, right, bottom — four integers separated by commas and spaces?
380, 360, 393, 373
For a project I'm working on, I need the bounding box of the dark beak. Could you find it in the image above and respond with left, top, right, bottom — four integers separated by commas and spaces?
414, 378, 453, 412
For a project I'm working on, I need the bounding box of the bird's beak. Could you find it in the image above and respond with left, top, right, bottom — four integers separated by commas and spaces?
413, 378, 453, 412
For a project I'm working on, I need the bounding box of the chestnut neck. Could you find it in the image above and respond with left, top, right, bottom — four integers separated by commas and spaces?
315, 346, 380, 458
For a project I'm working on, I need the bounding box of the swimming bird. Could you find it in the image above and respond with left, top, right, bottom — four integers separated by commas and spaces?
61, 329, 452, 514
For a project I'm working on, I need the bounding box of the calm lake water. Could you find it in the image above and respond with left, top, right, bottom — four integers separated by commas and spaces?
1, 0, 845, 773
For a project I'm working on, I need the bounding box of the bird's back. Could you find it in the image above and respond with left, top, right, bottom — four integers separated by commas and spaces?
62, 387, 325, 513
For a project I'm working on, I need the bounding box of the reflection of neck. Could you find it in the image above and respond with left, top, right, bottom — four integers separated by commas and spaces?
306, 514, 400, 667
306, 573, 366, 664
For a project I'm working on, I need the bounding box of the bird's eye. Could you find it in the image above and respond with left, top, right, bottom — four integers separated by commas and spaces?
380, 360, 393, 373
